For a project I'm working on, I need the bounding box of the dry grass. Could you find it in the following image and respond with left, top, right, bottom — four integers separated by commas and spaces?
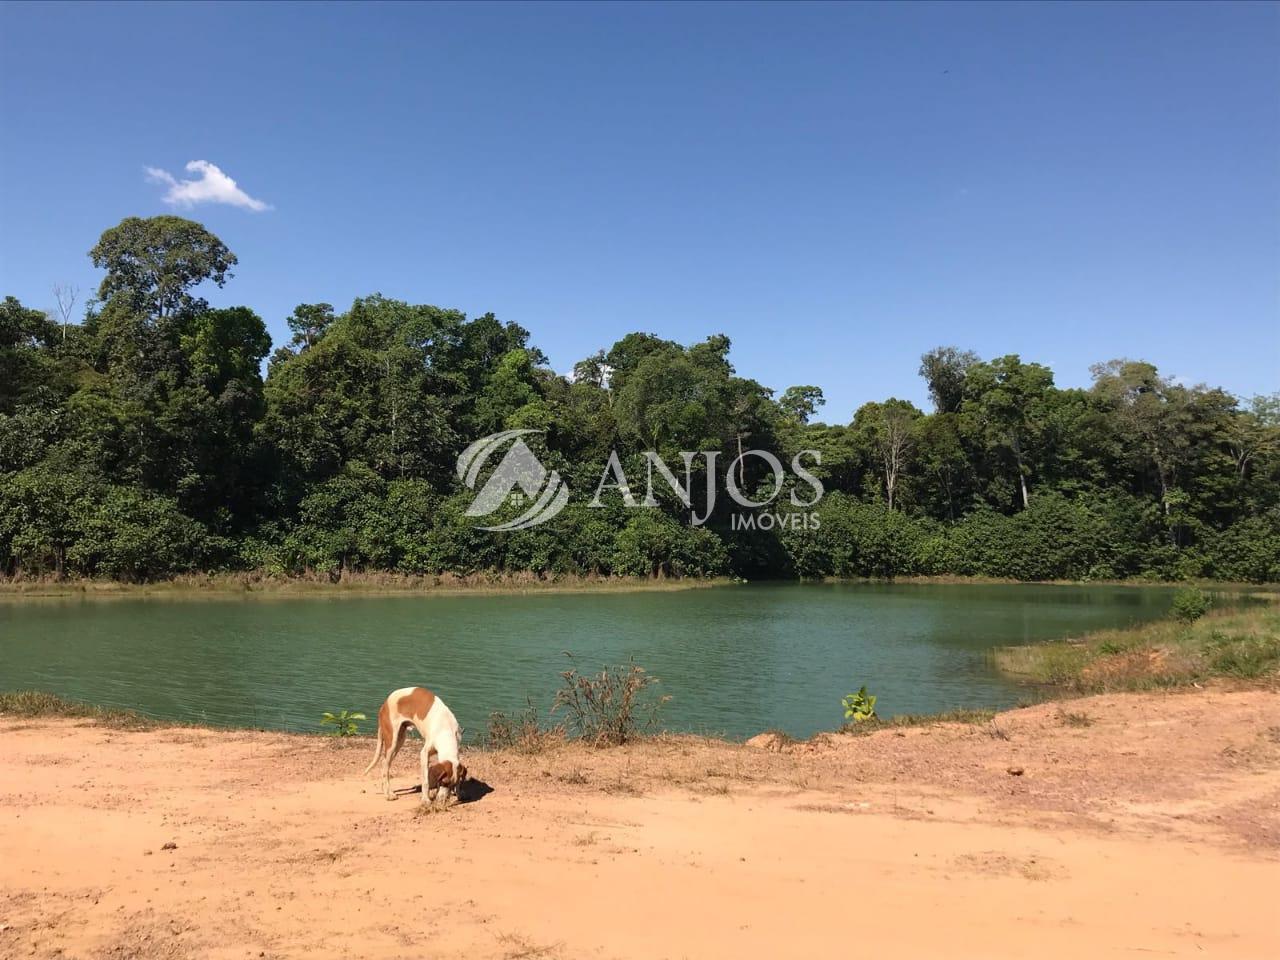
552, 657, 670, 747
485, 699, 566, 753
600, 778, 645, 797
1057, 710, 1094, 728
840, 707, 998, 737
496, 932, 565, 959
412, 802, 453, 818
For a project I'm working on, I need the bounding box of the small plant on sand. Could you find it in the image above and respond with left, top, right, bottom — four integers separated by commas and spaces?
320, 709, 366, 737
1057, 710, 1094, 728
1171, 587, 1212, 623
841, 686, 878, 724
552, 654, 670, 747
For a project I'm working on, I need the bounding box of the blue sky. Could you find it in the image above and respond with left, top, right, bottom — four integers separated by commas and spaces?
1, 1, 1276, 420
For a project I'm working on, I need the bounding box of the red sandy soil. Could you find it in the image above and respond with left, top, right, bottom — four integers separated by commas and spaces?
2, 687, 1278, 959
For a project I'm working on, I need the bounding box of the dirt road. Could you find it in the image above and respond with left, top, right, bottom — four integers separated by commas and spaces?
2, 688, 1278, 959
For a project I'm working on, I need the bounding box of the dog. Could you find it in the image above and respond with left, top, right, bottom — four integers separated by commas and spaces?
362, 686, 467, 804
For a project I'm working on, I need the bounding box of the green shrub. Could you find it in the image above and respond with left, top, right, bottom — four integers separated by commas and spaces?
1171, 587, 1212, 623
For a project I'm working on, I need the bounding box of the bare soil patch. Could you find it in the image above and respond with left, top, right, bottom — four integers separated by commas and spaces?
1, 687, 1277, 958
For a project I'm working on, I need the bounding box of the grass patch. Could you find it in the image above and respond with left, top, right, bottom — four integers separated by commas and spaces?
994, 601, 1280, 693
1205, 631, 1280, 679
0, 690, 157, 729
601, 777, 645, 797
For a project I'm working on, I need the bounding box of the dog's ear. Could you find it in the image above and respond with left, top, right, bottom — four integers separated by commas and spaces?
455, 763, 468, 785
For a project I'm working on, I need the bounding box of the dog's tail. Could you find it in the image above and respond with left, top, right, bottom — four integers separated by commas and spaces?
360, 736, 383, 777
361, 703, 388, 776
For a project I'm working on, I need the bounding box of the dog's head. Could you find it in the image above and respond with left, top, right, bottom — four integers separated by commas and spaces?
427, 760, 468, 799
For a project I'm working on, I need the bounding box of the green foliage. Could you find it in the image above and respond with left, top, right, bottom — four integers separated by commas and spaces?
1171, 588, 1212, 623
2, 216, 1278, 584
1203, 512, 1280, 583
320, 709, 366, 737
613, 511, 730, 578
841, 685, 878, 723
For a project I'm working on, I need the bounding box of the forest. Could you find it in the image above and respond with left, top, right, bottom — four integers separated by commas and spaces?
2, 215, 1277, 583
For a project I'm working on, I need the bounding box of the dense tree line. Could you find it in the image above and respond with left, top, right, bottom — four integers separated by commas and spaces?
2, 217, 1278, 582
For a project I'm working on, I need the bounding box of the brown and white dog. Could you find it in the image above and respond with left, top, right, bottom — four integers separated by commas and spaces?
362, 687, 467, 804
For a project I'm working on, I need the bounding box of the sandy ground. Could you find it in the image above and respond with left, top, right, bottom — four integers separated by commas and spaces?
2, 688, 1278, 960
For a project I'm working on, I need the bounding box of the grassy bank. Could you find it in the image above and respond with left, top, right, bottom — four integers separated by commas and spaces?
995, 599, 1280, 693
0, 691, 158, 729
827, 575, 1279, 593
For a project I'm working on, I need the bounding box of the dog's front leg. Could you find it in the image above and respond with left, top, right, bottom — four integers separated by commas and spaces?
420, 744, 438, 805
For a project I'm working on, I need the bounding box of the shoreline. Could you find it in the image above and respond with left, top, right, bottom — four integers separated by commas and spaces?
1, 571, 1274, 603
0, 572, 740, 602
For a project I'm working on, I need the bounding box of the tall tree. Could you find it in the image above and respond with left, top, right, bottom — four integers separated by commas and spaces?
962, 355, 1054, 510
1090, 360, 1232, 528
919, 346, 979, 414
89, 216, 237, 321
1226, 393, 1280, 485
854, 399, 921, 511
0, 297, 60, 414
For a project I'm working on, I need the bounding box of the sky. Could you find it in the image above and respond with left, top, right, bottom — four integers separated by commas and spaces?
1, 1, 1276, 421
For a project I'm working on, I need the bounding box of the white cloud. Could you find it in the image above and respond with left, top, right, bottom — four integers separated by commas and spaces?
145, 160, 271, 212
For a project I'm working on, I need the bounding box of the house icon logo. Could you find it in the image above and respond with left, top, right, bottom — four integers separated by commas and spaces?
456, 430, 570, 530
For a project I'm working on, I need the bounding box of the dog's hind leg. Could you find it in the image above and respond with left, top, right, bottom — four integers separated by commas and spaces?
382, 722, 408, 800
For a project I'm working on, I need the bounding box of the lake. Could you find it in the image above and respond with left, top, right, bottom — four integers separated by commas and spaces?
0, 582, 1174, 739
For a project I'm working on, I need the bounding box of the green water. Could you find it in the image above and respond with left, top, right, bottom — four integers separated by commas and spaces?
0, 583, 1174, 739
